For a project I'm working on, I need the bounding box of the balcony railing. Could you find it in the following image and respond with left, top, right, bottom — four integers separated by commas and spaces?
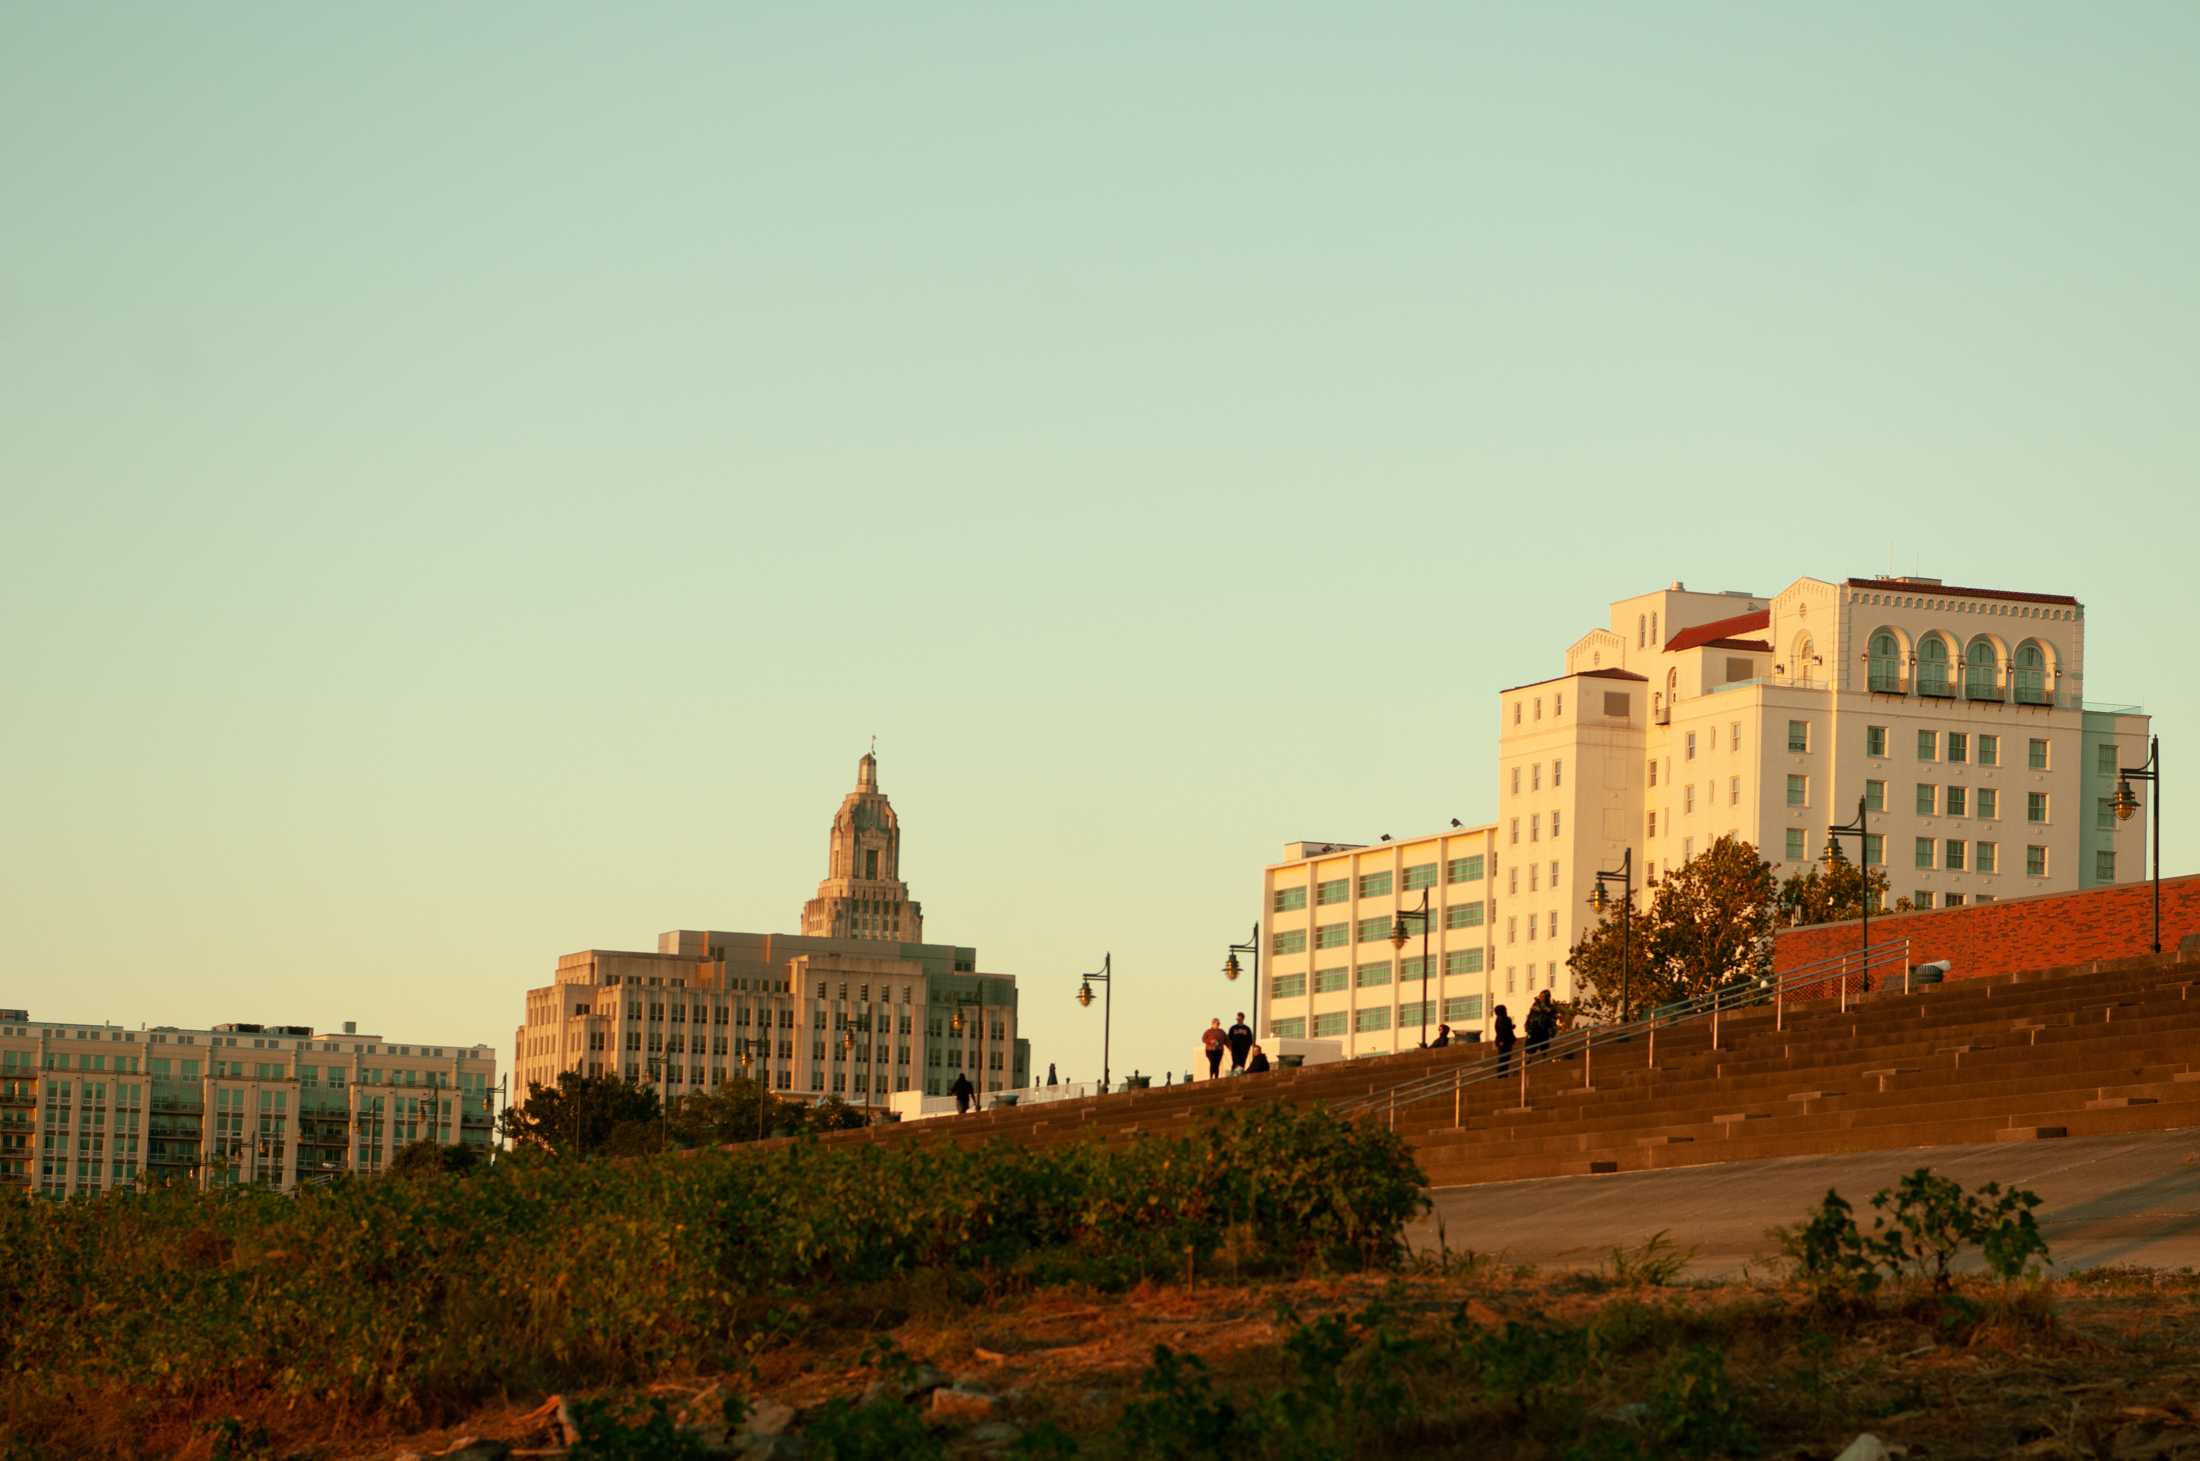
2014, 685, 2051, 706
1866, 669, 1905, 694
1964, 678, 2003, 702
1916, 678, 1955, 699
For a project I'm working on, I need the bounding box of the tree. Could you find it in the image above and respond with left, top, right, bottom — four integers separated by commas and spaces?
1568, 835, 1777, 1019
497, 1072, 662, 1159
388, 1139, 484, 1178
1776, 861, 1909, 927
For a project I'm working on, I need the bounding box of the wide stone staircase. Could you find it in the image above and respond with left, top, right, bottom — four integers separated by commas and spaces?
805, 947, 2200, 1189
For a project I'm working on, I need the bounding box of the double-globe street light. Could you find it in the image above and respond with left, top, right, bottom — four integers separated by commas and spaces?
1221, 926, 1259, 1050
2111, 736, 2163, 955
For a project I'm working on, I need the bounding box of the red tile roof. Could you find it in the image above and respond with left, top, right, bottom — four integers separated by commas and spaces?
1664, 608, 1771, 653
1500, 666, 1647, 694
1845, 577, 2078, 607
1698, 638, 1772, 652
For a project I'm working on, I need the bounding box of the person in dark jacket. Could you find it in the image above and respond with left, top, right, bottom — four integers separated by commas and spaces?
1431, 1024, 1452, 1048
1245, 1044, 1270, 1074
1526, 990, 1557, 1056
1494, 1005, 1517, 1076
1046, 1062, 1058, 1087
1226, 1013, 1254, 1072
950, 1071, 975, 1115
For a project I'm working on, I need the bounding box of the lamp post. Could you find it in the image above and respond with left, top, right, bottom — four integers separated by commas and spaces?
1824, 794, 1873, 992
1221, 925, 1260, 1046
1390, 889, 1432, 1046
840, 1013, 877, 1118
949, 988, 986, 1097
1588, 848, 1634, 1022
739, 1039, 768, 1141
1077, 953, 1114, 1092
2112, 735, 2163, 954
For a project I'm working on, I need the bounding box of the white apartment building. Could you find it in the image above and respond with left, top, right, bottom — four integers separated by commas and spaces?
0, 1009, 497, 1198
1261, 575, 2150, 1045
1260, 825, 1501, 1058
1501, 576, 2149, 1000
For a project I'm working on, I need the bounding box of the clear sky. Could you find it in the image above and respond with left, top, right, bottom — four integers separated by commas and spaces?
3, 3, 2195, 1089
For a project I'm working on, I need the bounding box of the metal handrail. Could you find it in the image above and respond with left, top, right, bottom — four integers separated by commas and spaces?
1334, 937, 1912, 1123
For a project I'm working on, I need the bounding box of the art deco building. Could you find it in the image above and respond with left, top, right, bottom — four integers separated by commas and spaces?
514, 752, 1029, 1106
1260, 574, 2150, 1056
0, 1010, 496, 1197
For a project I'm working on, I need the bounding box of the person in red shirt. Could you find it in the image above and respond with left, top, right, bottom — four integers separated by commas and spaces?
1200, 1018, 1226, 1080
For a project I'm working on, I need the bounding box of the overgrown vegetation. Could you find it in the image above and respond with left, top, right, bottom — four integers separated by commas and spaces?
1778, 1167, 2052, 1311
494, 1069, 869, 1156
0, 1102, 1424, 1445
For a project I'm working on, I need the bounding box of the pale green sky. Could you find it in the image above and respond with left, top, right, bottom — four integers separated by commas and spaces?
3, 3, 2195, 1085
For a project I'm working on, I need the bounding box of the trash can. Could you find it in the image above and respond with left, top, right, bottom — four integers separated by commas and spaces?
1912, 959, 1950, 988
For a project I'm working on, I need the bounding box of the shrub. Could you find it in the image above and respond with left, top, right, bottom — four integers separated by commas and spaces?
1774, 1189, 1882, 1310
1646, 1344, 1755, 1455
1869, 1169, 2050, 1293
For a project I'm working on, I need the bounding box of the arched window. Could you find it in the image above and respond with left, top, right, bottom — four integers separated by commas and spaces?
1964, 638, 2000, 701
1917, 636, 1952, 697
1868, 631, 1902, 693
1793, 632, 1817, 684
2014, 641, 2049, 704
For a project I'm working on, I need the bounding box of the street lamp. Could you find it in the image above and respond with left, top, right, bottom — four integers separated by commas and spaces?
738, 1039, 768, 1140
1077, 953, 1114, 1092
948, 988, 986, 1097
1389, 890, 1432, 1047
1222, 925, 1260, 1046
2113, 735, 2163, 954
1825, 794, 1874, 992
840, 1012, 878, 1118
1588, 848, 1634, 1022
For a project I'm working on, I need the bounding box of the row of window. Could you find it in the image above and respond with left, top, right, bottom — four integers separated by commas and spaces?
1510, 760, 1564, 795
1865, 629, 2057, 702
1272, 994, 1487, 1041
1273, 856, 1487, 912
1270, 950, 1489, 1000
1507, 811, 1562, 844
1270, 900, 1491, 954
1509, 692, 1567, 727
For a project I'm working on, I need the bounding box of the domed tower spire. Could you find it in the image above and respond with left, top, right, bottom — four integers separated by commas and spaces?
801, 746, 922, 942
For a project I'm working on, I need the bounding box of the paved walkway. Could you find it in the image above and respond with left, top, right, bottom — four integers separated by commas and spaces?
1410, 1127, 2200, 1277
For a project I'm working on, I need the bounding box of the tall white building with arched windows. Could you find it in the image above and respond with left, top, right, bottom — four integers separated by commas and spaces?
1259, 575, 2151, 1056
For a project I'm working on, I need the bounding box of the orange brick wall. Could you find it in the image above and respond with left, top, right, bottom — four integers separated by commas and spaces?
1775, 873, 2200, 983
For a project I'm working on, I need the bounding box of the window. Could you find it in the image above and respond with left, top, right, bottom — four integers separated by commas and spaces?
1354, 1007, 1392, 1034
1944, 839, 1966, 871
1355, 961, 1392, 988
1976, 788, 1997, 820
1917, 730, 1938, 761
1867, 633, 1902, 692
1866, 725, 1888, 757
1964, 639, 1999, 700
1272, 885, 1307, 912
1315, 924, 1348, 950
2096, 797, 2115, 832
1359, 871, 1392, 898
2014, 642, 2049, 703
1731, 721, 1741, 752
2027, 792, 2048, 823
1554, 696, 1563, 718
1509, 819, 1519, 845
1508, 866, 1518, 894
1313, 967, 1348, 994
1356, 916, 1391, 943
1403, 863, 1437, 891
1729, 776, 1740, 806
1979, 734, 1999, 767
2027, 846, 2047, 876
1445, 949, 1484, 974
1446, 855, 1484, 883
1271, 929, 1307, 955
1647, 759, 1658, 787
1787, 720, 1809, 753
1530, 814, 1540, 842
1547, 911, 1558, 938
2099, 743, 2119, 777
1863, 833, 1883, 866
1647, 811, 1657, 837
1914, 891, 1934, 910
1552, 811, 1563, 837
1445, 901, 1485, 929
1512, 702, 1521, 726
1316, 878, 1349, 906
1946, 786, 1967, 818
1976, 842, 1998, 874
1313, 1012, 1347, 1038
1865, 779, 1887, 813
1511, 767, 1521, 795
2028, 738, 2049, 770
1270, 972, 1307, 999
1553, 759, 1563, 787
2097, 850, 2117, 881
1684, 785, 1695, 814
1532, 763, 1541, 790
1786, 774, 1807, 808
1915, 838, 1935, 869
1917, 636, 1952, 696
1945, 893, 1966, 908
1948, 733, 1968, 765
1785, 828, 1805, 861
1443, 995, 1483, 1021
1686, 732, 1697, 761
1271, 1017, 1307, 1040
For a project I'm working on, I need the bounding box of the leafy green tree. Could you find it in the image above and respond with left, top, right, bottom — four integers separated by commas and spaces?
497, 1071, 662, 1159
1568, 835, 1777, 1018
1775, 859, 1907, 927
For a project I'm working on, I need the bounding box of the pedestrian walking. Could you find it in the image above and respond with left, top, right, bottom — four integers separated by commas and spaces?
1526, 990, 1557, 1056
1226, 1012, 1253, 1073
1201, 1017, 1226, 1079
1431, 1023, 1451, 1048
1046, 1062, 1058, 1087
1246, 1044, 1270, 1074
950, 1071, 975, 1115
1494, 1005, 1517, 1076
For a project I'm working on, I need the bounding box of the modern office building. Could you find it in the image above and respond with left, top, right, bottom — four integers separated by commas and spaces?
513, 752, 1029, 1106
0, 1009, 496, 1198
1261, 574, 2150, 1049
